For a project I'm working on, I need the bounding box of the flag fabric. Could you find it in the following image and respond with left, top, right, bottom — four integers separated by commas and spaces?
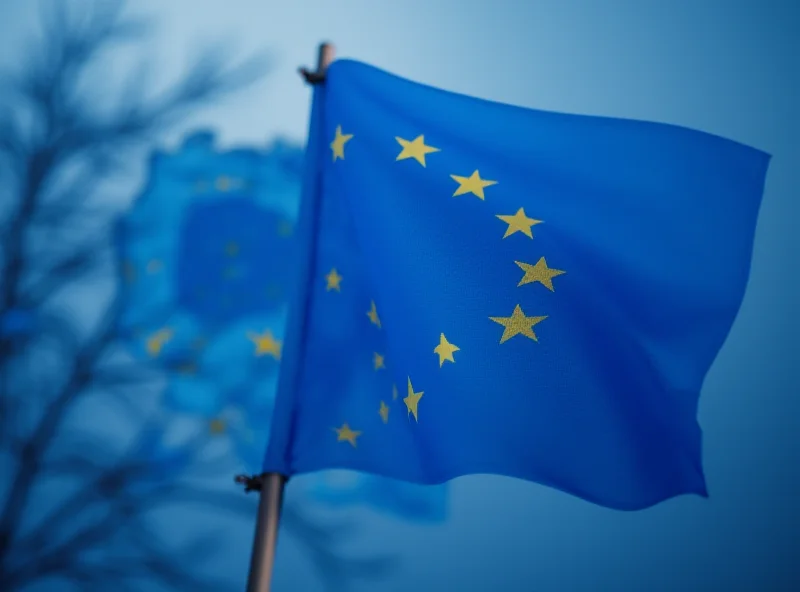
263, 59, 770, 510
304, 471, 447, 522
115, 130, 448, 519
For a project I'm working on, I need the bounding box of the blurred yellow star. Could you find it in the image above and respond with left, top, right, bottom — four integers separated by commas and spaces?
247, 329, 282, 359
209, 418, 226, 435
146, 328, 173, 357
333, 423, 361, 447
367, 300, 381, 328
379, 401, 390, 424
325, 268, 342, 292
373, 352, 386, 370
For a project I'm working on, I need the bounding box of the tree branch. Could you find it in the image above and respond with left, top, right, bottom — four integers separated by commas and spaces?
0, 299, 119, 558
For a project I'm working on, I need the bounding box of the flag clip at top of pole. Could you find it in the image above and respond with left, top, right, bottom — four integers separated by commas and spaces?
299, 42, 335, 85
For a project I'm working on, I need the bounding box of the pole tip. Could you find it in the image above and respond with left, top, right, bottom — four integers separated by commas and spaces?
317, 42, 335, 70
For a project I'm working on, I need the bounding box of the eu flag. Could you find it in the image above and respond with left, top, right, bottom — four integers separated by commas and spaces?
264, 60, 770, 510
116, 131, 301, 473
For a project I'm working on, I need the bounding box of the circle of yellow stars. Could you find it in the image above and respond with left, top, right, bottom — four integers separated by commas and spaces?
326, 125, 567, 449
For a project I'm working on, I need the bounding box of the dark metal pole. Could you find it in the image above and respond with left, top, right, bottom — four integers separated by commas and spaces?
245, 473, 287, 592
243, 42, 334, 592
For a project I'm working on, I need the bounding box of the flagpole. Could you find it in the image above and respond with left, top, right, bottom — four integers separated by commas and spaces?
243, 42, 334, 592
245, 473, 286, 592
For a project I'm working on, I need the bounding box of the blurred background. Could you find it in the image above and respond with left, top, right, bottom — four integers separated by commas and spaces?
0, 0, 797, 591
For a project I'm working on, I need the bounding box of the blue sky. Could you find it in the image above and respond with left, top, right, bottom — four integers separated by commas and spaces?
1, 0, 798, 590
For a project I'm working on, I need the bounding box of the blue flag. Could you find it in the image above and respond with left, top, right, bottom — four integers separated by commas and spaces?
263, 60, 770, 510
116, 131, 301, 472
116, 130, 448, 519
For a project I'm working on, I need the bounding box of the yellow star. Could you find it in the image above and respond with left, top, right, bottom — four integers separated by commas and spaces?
434, 333, 460, 367
333, 423, 361, 447
379, 400, 390, 424
450, 170, 497, 200
209, 418, 226, 435
395, 135, 440, 167
367, 300, 381, 328
325, 268, 342, 292
247, 329, 282, 360
496, 208, 542, 239
404, 377, 423, 422
392, 384, 398, 400
373, 352, 385, 370
330, 125, 353, 161
515, 257, 566, 291
146, 328, 173, 357
489, 305, 548, 344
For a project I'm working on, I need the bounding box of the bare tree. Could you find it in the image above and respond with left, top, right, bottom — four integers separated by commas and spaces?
0, 2, 392, 590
